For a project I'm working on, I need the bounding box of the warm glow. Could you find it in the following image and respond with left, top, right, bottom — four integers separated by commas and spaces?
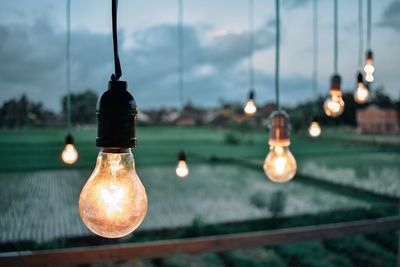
354, 83, 369, 104
365, 73, 374, 82
176, 160, 189, 178
364, 60, 375, 82
244, 99, 257, 115
79, 149, 147, 238
323, 91, 345, 117
263, 145, 297, 183
308, 121, 321, 137
61, 144, 78, 164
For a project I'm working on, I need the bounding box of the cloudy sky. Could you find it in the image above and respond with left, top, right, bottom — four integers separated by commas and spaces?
0, 0, 399, 111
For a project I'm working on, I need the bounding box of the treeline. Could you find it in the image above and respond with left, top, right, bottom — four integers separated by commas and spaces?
287, 87, 399, 131
0, 90, 98, 128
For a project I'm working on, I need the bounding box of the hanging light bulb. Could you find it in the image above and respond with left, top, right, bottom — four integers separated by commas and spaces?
308, 117, 321, 138
79, 0, 147, 238
263, 111, 297, 183
176, 151, 189, 178
61, 134, 78, 164
364, 50, 374, 82
324, 74, 344, 117
244, 90, 257, 115
79, 80, 148, 238
354, 72, 369, 104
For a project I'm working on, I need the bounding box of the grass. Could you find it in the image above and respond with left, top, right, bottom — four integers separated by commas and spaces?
0, 126, 397, 173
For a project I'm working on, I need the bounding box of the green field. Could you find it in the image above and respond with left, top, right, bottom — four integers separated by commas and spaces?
0, 126, 398, 172
0, 126, 399, 266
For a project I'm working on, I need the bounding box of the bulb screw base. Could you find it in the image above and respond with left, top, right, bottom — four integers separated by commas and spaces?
248, 90, 255, 100
330, 74, 341, 92
96, 80, 137, 148
178, 151, 187, 161
65, 133, 74, 145
357, 72, 364, 83
268, 110, 291, 146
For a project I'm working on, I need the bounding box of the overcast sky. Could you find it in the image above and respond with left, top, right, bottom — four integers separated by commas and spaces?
0, 0, 399, 111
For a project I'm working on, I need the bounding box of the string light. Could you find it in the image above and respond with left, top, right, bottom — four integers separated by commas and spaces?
79, 0, 147, 238
354, 0, 369, 104
364, 0, 375, 83
324, 0, 344, 118
308, 0, 322, 138
61, 0, 78, 165
244, 0, 257, 116
263, 0, 297, 183
175, 0, 190, 178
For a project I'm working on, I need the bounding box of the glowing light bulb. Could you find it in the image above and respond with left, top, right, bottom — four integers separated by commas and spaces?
324, 75, 344, 117
176, 151, 189, 178
364, 50, 375, 83
61, 143, 78, 164
176, 160, 189, 178
264, 110, 297, 183
79, 148, 148, 238
354, 83, 369, 104
308, 121, 321, 138
244, 90, 257, 115
244, 99, 257, 115
324, 92, 344, 117
263, 145, 297, 183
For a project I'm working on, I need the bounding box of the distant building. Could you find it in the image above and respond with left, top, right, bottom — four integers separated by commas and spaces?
356, 105, 399, 134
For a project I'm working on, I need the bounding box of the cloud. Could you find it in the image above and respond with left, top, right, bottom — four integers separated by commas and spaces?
378, 0, 400, 32
0, 17, 279, 111
282, 0, 310, 10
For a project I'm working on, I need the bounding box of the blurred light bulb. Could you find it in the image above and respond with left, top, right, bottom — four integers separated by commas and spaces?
324, 74, 344, 117
365, 73, 374, 82
324, 92, 344, 117
263, 145, 297, 183
264, 110, 297, 183
244, 99, 257, 115
176, 160, 189, 178
308, 121, 321, 138
79, 148, 147, 238
354, 83, 369, 104
364, 50, 375, 83
61, 144, 78, 164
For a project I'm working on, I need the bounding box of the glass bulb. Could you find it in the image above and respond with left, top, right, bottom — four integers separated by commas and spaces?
308, 121, 321, 138
364, 61, 375, 82
244, 99, 257, 115
365, 73, 374, 82
61, 144, 78, 164
79, 148, 148, 238
176, 160, 189, 178
263, 145, 297, 183
323, 92, 345, 117
354, 83, 369, 104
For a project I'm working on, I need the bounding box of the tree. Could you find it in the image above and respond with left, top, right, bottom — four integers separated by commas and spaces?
62, 90, 98, 125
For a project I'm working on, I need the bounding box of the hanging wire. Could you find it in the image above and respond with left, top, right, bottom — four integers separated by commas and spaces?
275, 0, 280, 110
333, 0, 338, 74
178, 0, 184, 108
111, 0, 122, 81
312, 0, 318, 114
66, 0, 72, 132
248, 0, 255, 91
367, 0, 371, 50
358, 0, 363, 67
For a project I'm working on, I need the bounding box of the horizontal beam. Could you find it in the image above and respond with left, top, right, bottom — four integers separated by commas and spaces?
1, 216, 399, 267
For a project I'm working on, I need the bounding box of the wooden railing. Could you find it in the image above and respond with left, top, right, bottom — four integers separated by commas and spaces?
1, 216, 399, 267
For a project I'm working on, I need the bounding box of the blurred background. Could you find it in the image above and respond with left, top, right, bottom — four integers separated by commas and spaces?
0, 0, 399, 267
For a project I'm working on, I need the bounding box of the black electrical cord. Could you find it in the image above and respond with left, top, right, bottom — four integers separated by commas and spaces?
312, 0, 318, 115
333, 0, 338, 74
367, 0, 371, 50
178, 0, 184, 108
248, 0, 255, 92
111, 0, 122, 81
66, 0, 72, 133
358, 0, 363, 68
275, 0, 280, 110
